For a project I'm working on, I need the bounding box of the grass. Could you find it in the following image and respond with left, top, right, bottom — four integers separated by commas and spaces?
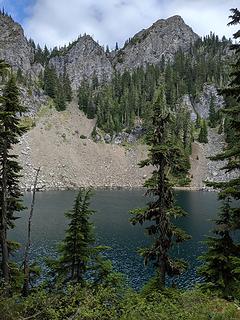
19, 116, 36, 130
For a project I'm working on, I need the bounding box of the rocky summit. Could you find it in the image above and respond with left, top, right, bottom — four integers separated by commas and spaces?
112, 15, 199, 73
49, 35, 114, 90
0, 13, 33, 72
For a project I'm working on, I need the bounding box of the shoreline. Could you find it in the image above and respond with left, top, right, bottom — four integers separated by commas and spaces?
21, 184, 214, 193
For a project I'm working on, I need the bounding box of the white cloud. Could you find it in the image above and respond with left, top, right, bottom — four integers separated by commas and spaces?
161, 0, 239, 40
22, 0, 239, 49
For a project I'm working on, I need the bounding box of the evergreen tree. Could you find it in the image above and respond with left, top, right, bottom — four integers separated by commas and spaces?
195, 113, 201, 129
62, 69, 72, 102
43, 65, 57, 99
198, 119, 208, 143
130, 86, 190, 288
199, 8, 240, 298
0, 75, 27, 285
78, 80, 92, 115
55, 80, 66, 111
209, 94, 218, 128
50, 189, 97, 284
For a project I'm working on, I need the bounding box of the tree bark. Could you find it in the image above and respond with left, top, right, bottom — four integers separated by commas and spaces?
159, 260, 166, 288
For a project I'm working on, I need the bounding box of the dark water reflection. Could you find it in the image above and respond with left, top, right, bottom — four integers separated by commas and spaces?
10, 189, 219, 289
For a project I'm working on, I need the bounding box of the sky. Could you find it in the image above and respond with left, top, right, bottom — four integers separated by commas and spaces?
0, 0, 239, 49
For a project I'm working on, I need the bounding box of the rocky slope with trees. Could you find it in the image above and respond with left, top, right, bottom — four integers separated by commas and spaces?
0, 10, 233, 190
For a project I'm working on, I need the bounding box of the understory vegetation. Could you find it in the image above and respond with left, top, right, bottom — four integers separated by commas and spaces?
1, 286, 240, 320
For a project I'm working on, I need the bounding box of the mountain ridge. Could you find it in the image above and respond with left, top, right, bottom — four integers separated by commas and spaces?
0, 12, 199, 89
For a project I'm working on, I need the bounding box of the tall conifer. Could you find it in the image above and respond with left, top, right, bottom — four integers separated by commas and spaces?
0, 74, 27, 285
199, 8, 240, 298
130, 86, 190, 288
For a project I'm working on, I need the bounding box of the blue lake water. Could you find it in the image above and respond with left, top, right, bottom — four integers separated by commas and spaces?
10, 189, 219, 289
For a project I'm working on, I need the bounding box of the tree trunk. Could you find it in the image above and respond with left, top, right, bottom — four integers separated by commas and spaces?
0, 145, 10, 284
159, 260, 166, 288
22, 167, 40, 296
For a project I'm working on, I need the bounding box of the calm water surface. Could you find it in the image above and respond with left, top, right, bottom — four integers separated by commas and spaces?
10, 189, 218, 289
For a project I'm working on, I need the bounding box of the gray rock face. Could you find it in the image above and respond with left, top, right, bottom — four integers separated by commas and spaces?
0, 13, 200, 93
104, 133, 112, 144
0, 13, 33, 72
49, 35, 114, 90
19, 86, 48, 116
195, 84, 225, 119
181, 95, 197, 121
113, 15, 199, 73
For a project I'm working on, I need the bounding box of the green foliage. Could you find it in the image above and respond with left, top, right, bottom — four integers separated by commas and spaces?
0, 286, 239, 320
199, 9, 240, 299
43, 65, 72, 111
198, 119, 208, 143
47, 189, 112, 286
0, 74, 27, 285
208, 94, 219, 127
130, 86, 190, 288
78, 80, 96, 119
48, 189, 95, 284
34, 44, 50, 65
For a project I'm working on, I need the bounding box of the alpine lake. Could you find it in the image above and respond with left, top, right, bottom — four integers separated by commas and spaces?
10, 189, 219, 289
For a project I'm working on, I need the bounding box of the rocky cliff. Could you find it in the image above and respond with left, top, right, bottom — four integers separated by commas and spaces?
0, 12, 199, 90
50, 15, 199, 88
180, 84, 225, 121
113, 15, 199, 73
0, 13, 33, 72
194, 84, 225, 118
49, 35, 114, 90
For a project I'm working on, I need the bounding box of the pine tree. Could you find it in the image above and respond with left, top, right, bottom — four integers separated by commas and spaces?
130, 86, 190, 288
43, 65, 57, 99
0, 75, 27, 285
50, 189, 97, 284
78, 80, 91, 115
198, 119, 208, 143
209, 94, 217, 128
195, 113, 201, 129
199, 8, 240, 298
62, 69, 72, 102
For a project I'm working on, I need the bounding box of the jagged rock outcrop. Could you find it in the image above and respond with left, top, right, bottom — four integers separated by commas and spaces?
49, 16, 199, 88
180, 95, 197, 121
19, 86, 48, 116
113, 15, 199, 73
0, 13, 33, 72
49, 35, 114, 90
195, 84, 225, 118
178, 84, 225, 123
